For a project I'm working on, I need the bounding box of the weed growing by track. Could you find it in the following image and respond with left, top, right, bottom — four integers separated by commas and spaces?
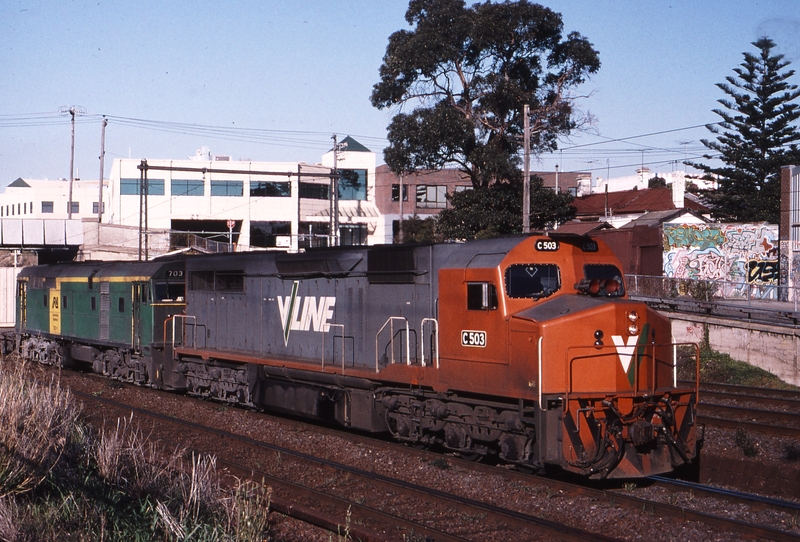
676, 332, 797, 389
0, 356, 271, 541
696, 347, 797, 389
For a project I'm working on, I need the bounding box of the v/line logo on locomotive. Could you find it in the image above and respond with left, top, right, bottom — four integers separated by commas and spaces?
277, 281, 336, 346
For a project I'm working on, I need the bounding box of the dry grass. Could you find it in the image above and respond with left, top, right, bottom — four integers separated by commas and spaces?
0, 355, 272, 541
0, 359, 80, 498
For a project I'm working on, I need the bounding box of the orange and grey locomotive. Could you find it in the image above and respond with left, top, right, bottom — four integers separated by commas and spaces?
11, 235, 701, 479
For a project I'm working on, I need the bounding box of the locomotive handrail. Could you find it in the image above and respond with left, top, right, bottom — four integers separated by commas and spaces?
321, 323, 345, 371
375, 317, 410, 373
420, 318, 439, 368
538, 336, 545, 411
163, 316, 175, 350
171, 315, 197, 349
563, 341, 701, 427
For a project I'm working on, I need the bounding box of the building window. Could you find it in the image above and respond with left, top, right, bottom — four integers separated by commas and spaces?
391, 184, 409, 202
67, 202, 79, 214
299, 182, 329, 200
454, 185, 470, 193
120, 178, 165, 195
171, 179, 205, 196
23, 203, 26, 214
210, 180, 243, 197
416, 185, 447, 208
17, 203, 21, 215
250, 181, 290, 197
340, 224, 368, 246
298, 222, 330, 248
41, 201, 54, 213
338, 169, 367, 201
92, 202, 106, 214
250, 221, 291, 248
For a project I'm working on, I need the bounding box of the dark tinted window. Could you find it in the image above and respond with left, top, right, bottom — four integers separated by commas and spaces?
467, 283, 498, 310
505, 264, 560, 299
155, 281, 186, 301
250, 181, 290, 197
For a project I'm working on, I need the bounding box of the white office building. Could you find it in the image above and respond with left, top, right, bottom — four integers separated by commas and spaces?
0, 137, 383, 258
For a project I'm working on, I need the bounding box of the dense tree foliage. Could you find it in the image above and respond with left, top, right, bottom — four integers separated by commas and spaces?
371, 0, 600, 189
689, 38, 800, 223
436, 176, 575, 240
396, 215, 440, 243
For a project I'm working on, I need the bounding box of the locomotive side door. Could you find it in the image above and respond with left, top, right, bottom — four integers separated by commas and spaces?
16, 280, 26, 332
132, 282, 150, 352
438, 268, 508, 365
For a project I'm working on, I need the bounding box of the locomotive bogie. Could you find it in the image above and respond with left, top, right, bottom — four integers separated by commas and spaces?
10, 235, 701, 479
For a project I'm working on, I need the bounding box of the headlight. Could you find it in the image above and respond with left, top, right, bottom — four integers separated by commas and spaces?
628, 311, 639, 323
628, 323, 639, 335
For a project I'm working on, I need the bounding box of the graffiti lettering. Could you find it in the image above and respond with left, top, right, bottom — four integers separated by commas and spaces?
664, 226, 724, 251
747, 260, 779, 284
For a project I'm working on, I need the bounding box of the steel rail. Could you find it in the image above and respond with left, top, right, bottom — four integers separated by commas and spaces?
74, 389, 619, 542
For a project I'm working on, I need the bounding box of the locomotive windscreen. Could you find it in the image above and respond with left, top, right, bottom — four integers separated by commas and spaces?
505, 263, 560, 299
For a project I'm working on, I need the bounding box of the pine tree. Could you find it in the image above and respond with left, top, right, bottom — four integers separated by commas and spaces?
690, 37, 800, 223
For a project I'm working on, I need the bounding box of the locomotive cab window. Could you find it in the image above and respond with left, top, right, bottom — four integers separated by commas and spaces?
467, 282, 498, 310
505, 264, 560, 299
575, 264, 625, 297
155, 281, 186, 302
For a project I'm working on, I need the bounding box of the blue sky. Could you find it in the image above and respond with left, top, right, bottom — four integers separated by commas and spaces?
1, 0, 799, 188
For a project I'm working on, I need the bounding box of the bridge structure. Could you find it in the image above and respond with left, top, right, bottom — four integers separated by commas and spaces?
0, 218, 83, 248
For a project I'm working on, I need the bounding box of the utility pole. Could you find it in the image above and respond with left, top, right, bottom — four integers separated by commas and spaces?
330, 134, 343, 247
555, 164, 559, 193
138, 159, 149, 261
61, 106, 85, 219
523, 104, 531, 233
331, 134, 337, 246
97, 117, 107, 224
398, 172, 405, 243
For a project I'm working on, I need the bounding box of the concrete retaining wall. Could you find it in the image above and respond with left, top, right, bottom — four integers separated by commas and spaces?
671, 313, 800, 386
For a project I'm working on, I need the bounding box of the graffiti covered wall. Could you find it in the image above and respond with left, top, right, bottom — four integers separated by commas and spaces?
663, 223, 779, 298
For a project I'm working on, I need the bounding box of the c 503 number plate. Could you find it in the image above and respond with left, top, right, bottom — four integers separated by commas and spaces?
461, 330, 487, 348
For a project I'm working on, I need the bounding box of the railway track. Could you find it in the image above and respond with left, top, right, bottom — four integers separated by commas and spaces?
683, 381, 800, 437
74, 387, 616, 542
51, 367, 797, 541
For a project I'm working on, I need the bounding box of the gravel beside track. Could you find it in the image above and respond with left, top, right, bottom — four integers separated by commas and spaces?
12, 358, 800, 541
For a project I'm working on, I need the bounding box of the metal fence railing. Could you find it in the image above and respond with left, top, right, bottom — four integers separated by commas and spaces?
625, 274, 800, 312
